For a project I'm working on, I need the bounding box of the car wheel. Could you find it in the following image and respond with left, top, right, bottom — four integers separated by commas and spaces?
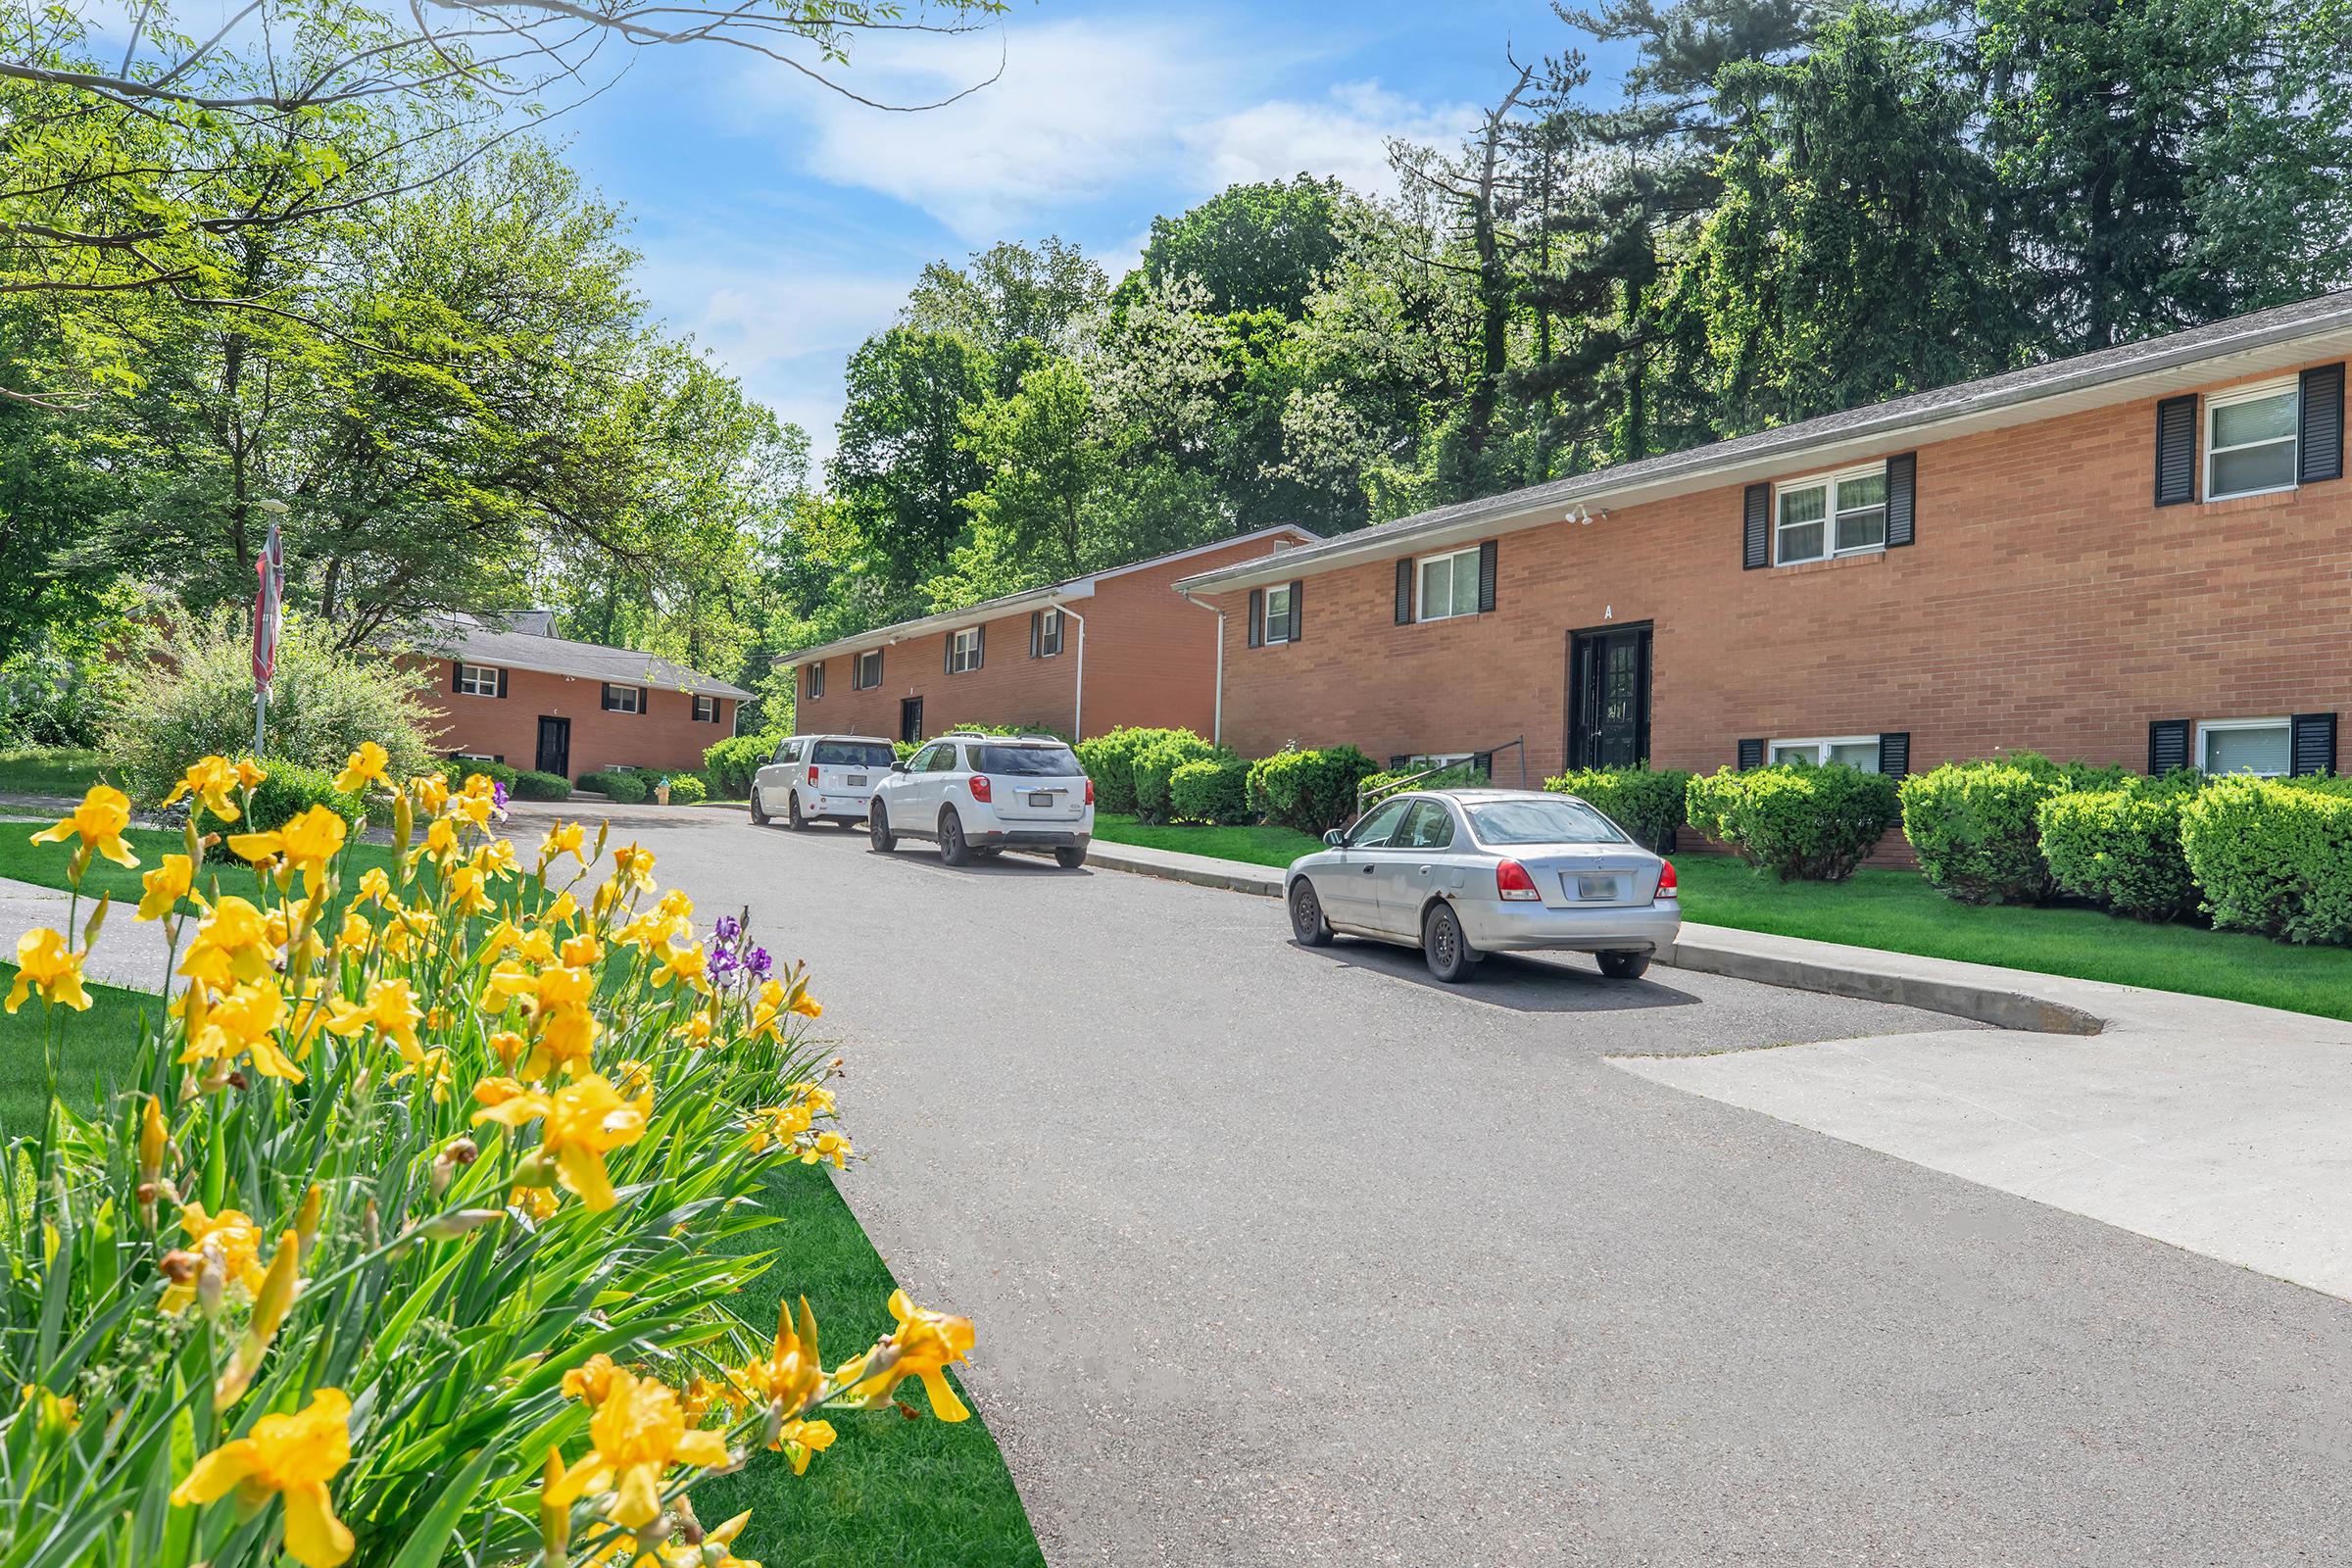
749, 786, 769, 826
868, 802, 896, 854
1422, 902, 1480, 983
1596, 950, 1651, 981
786, 790, 807, 830
938, 808, 972, 867
1289, 877, 1332, 946
1054, 845, 1088, 870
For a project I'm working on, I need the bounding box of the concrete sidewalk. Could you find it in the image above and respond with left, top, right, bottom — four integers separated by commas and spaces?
1078, 834, 2352, 1300
0, 877, 182, 994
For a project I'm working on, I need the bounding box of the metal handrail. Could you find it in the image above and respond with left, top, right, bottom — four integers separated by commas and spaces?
1352, 735, 1529, 820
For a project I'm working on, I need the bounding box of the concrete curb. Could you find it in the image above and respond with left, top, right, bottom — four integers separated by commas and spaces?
1077, 837, 2113, 1035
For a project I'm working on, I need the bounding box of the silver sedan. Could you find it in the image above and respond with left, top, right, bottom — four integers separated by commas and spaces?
1283, 788, 1682, 983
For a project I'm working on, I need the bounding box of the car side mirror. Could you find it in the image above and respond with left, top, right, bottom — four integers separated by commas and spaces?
890, 760, 907, 773
1323, 828, 1346, 847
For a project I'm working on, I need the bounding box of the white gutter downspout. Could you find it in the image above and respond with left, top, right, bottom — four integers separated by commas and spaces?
1177, 589, 1223, 746
1059, 607, 1086, 738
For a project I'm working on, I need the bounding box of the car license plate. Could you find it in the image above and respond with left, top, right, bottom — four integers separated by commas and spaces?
847, 774, 866, 787
1029, 791, 1054, 808
1576, 874, 1616, 901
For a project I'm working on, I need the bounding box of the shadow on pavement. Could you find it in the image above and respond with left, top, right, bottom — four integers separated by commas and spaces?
1296, 937, 1701, 1013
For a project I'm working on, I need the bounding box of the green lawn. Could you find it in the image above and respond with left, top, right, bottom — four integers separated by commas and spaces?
0, 747, 112, 798
0, 822, 399, 905
0, 966, 163, 1137
1093, 814, 2352, 1020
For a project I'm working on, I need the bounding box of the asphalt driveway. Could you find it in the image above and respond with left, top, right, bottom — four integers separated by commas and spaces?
529, 802, 2352, 1565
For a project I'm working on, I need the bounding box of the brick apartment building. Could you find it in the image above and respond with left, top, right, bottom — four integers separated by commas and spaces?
1173, 291, 2351, 790
415, 612, 747, 779
780, 527, 1316, 744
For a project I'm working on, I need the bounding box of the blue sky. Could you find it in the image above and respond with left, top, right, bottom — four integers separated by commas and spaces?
550, 0, 1628, 463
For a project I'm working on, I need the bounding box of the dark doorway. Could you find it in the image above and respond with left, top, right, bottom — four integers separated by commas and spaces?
1566, 624, 1651, 770
900, 696, 925, 744
536, 715, 571, 778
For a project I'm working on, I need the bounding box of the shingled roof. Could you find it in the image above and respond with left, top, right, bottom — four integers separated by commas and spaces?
416, 612, 751, 700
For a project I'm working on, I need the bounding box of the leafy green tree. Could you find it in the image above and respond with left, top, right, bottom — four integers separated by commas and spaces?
955, 357, 1108, 581
900, 237, 1106, 395
827, 325, 994, 610
1125, 176, 1349, 318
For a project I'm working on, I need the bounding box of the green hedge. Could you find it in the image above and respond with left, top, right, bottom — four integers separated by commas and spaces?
2180, 776, 2352, 944
2037, 772, 2205, 920
945, 719, 1071, 740
1169, 756, 1251, 825
1134, 733, 1221, 823
662, 772, 709, 805
1358, 761, 1489, 805
1075, 727, 1198, 815
704, 732, 776, 798
1899, 753, 2130, 905
203, 760, 363, 864
1246, 744, 1379, 834
510, 769, 571, 802
1544, 763, 1691, 852
578, 767, 648, 805
1686, 761, 1901, 881
437, 757, 517, 790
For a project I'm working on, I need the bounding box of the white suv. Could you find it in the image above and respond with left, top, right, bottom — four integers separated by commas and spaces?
752, 734, 898, 830
868, 733, 1095, 867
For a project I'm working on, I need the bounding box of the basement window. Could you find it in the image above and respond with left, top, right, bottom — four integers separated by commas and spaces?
2196, 717, 2290, 776
1769, 736, 1883, 771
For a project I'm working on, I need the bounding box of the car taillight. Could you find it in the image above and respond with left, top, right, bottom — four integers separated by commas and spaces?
1495, 859, 1541, 902
1656, 858, 1678, 899
968, 774, 993, 803
1084, 777, 1096, 806
807, 764, 818, 784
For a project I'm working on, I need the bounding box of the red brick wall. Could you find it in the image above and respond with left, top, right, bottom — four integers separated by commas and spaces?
418, 662, 735, 777
1206, 358, 2352, 786
794, 531, 1311, 743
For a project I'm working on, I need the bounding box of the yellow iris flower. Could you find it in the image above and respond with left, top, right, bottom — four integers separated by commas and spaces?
545, 1368, 731, 1530
171, 1388, 356, 1568
177, 896, 277, 989
331, 743, 391, 795
321, 978, 422, 1054
228, 806, 348, 887
161, 756, 248, 822
178, 980, 305, 1083
537, 820, 586, 866
471, 1072, 649, 1211
136, 854, 200, 921
833, 1291, 974, 1422
5, 928, 91, 1013
161, 1203, 269, 1313
31, 783, 139, 868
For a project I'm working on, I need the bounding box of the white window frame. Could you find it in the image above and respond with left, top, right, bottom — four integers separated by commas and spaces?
1262, 586, 1292, 645
2195, 716, 2291, 777
806, 662, 824, 701
1038, 608, 1063, 658
455, 662, 501, 697
693, 694, 718, 722
1768, 735, 1884, 772
601, 683, 642, 714
1416, 546, 1483, 622
2205, 378, 2300, 502
453, 751, 499, 763
1775, 466, 1888, 565
949, 627, 982, 673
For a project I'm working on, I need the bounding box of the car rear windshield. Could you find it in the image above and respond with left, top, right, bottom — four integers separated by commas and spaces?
1466, 798, 1629, 846
976, 744, 1083, 776
811, 741, 896, 767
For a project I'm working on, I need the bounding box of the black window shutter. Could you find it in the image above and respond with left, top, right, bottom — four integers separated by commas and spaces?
1742, 484, 1769, 569
1287, 579, 1303, 643
638, 686, 648, 714
2147, 718, 2191, 774
1477, 539, 1498, 612
1885, 453, 1917, 548
1395, 559, 1412, 624
1248, 589, 1264, 648
1737, 738, 1765, 771
451, 661, 464, 693
2300, 364, 2345, 483
1030, 611, 1042, 657
2291, 712, 2338, 777
2155, 395, 2198, 506
974, 625, 985, 669
496, 667, 509, 699
1878, 731, 1910, 780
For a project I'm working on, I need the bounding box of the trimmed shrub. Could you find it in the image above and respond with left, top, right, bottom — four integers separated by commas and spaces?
1686, 761, 1901, 881
662, 772, 710, 805
112, 612, 438, 803
510, 768, 571, 802
1900, 752, 2131, 904
705, 732, 777, 798
2037, 772, 2205, 920
1169, 755, 1251, 824
202, 760, 363, 863
437, 757, 517, 790
1246, 744, 1380, 834
945, 719, 1071, 740
1134, 732, 1220, 823
579, 767, 648, 805
1544, 763, 1692, 852
2181, 776, 2352, 944
1075, 726, 1198, 815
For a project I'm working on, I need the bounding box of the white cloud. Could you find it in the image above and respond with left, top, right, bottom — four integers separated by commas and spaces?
1185, 80, 1483, 199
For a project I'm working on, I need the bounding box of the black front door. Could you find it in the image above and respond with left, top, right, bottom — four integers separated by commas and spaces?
536, 715, 571, 778
900, 696, 924, 744
1567, 624, 1651, 770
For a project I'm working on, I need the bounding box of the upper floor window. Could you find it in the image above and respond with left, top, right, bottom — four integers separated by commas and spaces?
2207, 380, 2299, 500
806, 662, 825, 701
601, 683, 642, 714
855, 649, 883, 689
949, 627, 982, 673
1777, 468, 1886, 564
1417, 547, 1482, 621
2197, 717, 2290, 776
1770, 736, 1883, 771
693, 694, 720, 723
1038, 608, 1064, 657
1262, 585, 1293, 645
454, 662, 501, 697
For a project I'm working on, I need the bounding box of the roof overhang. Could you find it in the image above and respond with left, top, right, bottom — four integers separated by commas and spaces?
1175, 303, 2352, 596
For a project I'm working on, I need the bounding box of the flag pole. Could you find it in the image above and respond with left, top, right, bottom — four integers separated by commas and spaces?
253, 500, 288, 760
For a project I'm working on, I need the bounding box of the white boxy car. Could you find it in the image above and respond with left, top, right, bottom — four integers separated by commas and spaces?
751, 734, 898, 830
867, 732, 1095, 867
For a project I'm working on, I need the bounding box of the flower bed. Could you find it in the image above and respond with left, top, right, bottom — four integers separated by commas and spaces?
4, 754, 979, 1568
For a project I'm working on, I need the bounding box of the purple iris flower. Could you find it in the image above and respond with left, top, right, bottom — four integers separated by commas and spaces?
745, 946, 772, 980
493, 780, 509, 808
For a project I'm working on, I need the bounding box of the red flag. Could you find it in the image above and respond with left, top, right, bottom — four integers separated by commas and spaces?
252, 518, 284, 688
